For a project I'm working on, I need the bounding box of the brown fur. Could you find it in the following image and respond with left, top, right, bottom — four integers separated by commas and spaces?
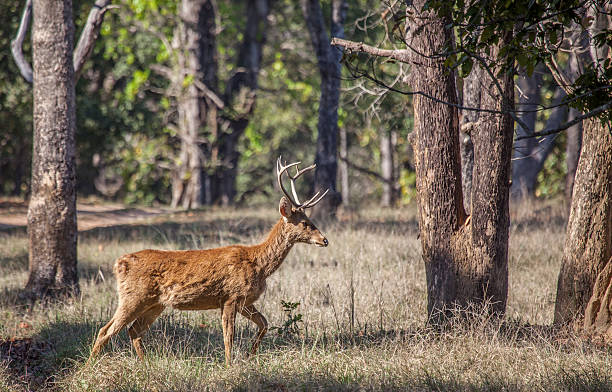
88, 197, 327, 365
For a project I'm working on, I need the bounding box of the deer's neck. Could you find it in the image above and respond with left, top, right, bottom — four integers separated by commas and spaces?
254, 218, 296, 277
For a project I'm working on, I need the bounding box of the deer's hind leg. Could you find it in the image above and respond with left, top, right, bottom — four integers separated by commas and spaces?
89, 300, 151, 361
128, 304, 165, 359
239, 305, 268, 356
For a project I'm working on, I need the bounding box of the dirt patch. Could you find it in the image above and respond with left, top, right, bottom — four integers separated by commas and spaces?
0, 199, 172, 231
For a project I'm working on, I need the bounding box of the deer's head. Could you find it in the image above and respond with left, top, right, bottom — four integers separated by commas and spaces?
276, 157, 329, 247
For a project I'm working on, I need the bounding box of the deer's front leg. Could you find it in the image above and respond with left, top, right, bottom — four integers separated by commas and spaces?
239, 305, 268, 356
221, 301, 237, 366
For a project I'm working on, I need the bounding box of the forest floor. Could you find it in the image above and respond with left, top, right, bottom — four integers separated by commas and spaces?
0, 198, 172, 231
0, 199, 611, 391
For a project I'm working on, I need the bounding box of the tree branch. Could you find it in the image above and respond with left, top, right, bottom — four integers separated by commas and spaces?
193, 79, 225, 109
73, 0, 117, 79
11, 0, 33, 83
516, 101, 612, 140
12, 0, 115, 83
331, 37, 410, 63
338, 156, 389, 183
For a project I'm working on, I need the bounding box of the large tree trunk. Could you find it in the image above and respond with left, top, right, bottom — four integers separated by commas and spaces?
407, 0, 467, 318
26, 0, 79, 297
408, 0, 512, 320
554, 117, 612, 326
302, 0, 346, 219
468, 40, 514, 314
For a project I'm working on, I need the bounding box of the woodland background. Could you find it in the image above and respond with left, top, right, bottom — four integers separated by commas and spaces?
0, 0, 572, 208
1, 0, 612, 391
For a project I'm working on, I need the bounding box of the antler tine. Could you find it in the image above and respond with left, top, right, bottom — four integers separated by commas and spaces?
276, 156, 301, 206
289, 163, 316, 205
302, 188, 330, 209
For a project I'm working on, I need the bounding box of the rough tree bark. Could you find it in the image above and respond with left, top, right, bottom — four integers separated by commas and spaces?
302, 0, 347, 219
25, 0, 79, 297
554, 117, 612, 326
468, 39, 514, 314
12, 0, 112, 298
553, 7, 611, 327
407, 1, 513, 319
333, 0, 514, 320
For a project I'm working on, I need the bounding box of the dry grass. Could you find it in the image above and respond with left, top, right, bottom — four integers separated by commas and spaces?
1, 201, 611, 391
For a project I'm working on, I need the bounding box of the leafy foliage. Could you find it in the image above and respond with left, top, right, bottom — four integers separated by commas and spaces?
271, 300, 303, 336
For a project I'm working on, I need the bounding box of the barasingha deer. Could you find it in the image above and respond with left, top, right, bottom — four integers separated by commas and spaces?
88, 157, 329, 365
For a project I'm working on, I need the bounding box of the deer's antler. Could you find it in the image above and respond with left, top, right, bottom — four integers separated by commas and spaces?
276, 156, 329, 209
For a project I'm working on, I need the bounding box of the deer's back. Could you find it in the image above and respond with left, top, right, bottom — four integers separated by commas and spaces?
113, 246, 266, 310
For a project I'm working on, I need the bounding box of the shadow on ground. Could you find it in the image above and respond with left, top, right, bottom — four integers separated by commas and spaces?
1, 310, 610, 391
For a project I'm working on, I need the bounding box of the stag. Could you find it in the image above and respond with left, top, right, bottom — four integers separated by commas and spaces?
89, 157, 329, 365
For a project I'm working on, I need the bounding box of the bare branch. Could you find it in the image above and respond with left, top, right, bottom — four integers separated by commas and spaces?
331, 37, 410, 63
516, 101, 612, 140
193, 80, 225, 109
338, 156, 389, 183
73, 0, 117, 79
150, 63, 174, 79
11, 0, 33, 83
545, 55, 574, 95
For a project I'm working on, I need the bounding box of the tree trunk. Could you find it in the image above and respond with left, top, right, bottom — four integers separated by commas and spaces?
511, 70, 541, 198
407, 0, 467, 319
380, 129, 394, 206
171, 0, 215, 209
408, 0, 512, 320
26, 0, 78, 297
302, 0, 346, 219
339, 125, 349, 205
554, 117, 612, 326
511, 80, 565, 200
564, 50, 583, 206
460, 64, 483, 214
468, 39, 514, 314
583, 256, 612, 340
565, 108, 582, 205
212, 0, 269, 205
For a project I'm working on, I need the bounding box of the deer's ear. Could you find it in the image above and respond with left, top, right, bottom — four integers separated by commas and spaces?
279, 197, 293, 218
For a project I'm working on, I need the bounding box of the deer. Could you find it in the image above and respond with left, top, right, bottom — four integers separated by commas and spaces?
88, 157, 329, 366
